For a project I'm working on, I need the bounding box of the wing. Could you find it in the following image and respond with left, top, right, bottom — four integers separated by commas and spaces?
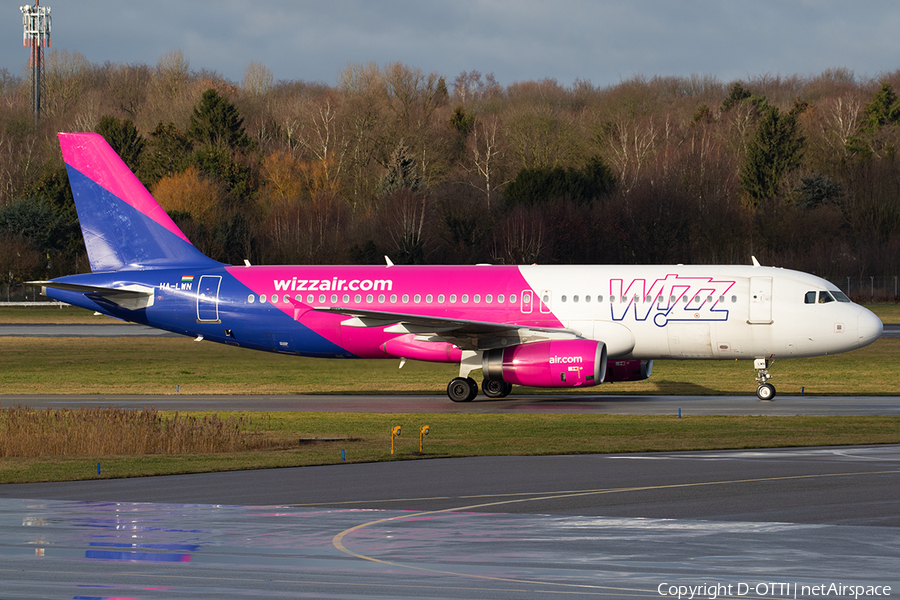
313, 306, 581, 351
30, 281, 155, 311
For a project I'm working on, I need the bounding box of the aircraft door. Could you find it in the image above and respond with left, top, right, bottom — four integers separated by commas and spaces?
197, 275, 222, 323
748, 276, 773, 324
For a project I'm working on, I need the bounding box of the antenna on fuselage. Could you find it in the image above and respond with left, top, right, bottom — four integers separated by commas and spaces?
751, 256, 761, 267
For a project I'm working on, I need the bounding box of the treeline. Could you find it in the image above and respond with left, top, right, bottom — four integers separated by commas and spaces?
2, 50, 900, 290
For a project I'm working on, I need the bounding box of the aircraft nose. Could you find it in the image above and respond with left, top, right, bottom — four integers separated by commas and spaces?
857, 308, 883, 348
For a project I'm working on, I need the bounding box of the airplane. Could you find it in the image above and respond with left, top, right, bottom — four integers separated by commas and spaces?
32, 133, 883, 402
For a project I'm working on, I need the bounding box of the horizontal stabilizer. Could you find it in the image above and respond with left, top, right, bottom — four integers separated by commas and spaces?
30, 281, 155, 311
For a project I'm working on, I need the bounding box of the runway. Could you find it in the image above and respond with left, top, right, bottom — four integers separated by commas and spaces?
1, 446, 899, 598
4, 392, 900, 415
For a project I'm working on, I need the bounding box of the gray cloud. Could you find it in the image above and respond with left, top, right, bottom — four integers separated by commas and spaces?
4, 0, 900, 87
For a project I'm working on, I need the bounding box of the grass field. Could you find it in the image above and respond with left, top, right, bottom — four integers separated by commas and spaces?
0, 304, 898, 484
3, 411, 900, 483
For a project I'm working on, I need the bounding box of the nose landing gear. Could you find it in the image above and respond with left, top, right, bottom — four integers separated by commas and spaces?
754, 358, 776, 400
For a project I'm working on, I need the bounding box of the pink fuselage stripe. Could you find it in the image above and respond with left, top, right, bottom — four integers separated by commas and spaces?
226, 265, 559, 358
58, 133, 192, 245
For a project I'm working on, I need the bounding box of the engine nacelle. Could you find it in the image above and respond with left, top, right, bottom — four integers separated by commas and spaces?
482, 339, 607, 388
605, 359, 653, 382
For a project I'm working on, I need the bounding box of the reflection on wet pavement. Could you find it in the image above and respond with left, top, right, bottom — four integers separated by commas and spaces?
1, 498, 898, 599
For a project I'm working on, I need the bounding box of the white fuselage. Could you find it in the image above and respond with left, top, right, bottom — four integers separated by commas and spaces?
517, 265, 882, 361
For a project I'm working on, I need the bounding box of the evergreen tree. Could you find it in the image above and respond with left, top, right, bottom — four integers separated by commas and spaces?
845, 82, 900, 156
138, 122, 194, 186
377, 141, 421, 197
188, 89, 252, 151
504, 156, 615, 208
739, 104, 805, 207
721, 83, 752, 112
96, 116, 145, 172
860, 82, 900, 132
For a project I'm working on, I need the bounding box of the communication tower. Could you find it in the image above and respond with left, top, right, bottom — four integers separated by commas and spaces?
20, 1, 51, 119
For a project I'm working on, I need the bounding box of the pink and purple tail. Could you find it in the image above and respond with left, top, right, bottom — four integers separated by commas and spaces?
58, 132, 220, 272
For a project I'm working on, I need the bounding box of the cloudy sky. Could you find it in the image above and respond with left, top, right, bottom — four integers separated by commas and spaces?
6, 0, 900, 89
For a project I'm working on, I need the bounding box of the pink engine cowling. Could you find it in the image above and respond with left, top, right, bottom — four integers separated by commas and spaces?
482, 339, 607, 388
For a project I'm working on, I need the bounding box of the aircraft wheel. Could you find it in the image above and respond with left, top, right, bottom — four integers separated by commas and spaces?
756, 383, 776, 401
482, 378, 512, 398
448, 377, 478, 402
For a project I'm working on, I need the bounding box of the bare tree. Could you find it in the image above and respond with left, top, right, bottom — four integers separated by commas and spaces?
155, 50, 190, 99
492, 206, 545, 264
242, 61, 273, 96
505, 104, 580, 170
295, 96, 347, 189
823, 94, 861, 154
43, 49, 90, 117
465, 114, 506, 208
601, 114, 660, 193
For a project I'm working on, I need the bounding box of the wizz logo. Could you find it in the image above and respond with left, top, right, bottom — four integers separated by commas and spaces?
610, 274, 735, 326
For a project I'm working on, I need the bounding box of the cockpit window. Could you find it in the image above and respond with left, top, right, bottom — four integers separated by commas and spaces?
804, 291, 816, 304
818, 291, 835, 304
832, 290, 851, 302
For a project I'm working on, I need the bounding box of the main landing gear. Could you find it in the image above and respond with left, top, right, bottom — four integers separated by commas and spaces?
754, 358, 776, 401
447, 377, 478, 402
446, 377, 513, 402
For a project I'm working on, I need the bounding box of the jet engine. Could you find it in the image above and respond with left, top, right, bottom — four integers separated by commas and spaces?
482, 339, 607, 388
604, 359, 653, 382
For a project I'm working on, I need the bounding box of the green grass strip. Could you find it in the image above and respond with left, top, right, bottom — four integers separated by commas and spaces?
2, 412, 899, 483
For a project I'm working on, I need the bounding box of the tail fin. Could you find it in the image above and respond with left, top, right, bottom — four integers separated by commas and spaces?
59, 132, 221, 272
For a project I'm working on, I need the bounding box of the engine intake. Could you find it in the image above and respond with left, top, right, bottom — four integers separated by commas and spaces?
482, 339, 607, 388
